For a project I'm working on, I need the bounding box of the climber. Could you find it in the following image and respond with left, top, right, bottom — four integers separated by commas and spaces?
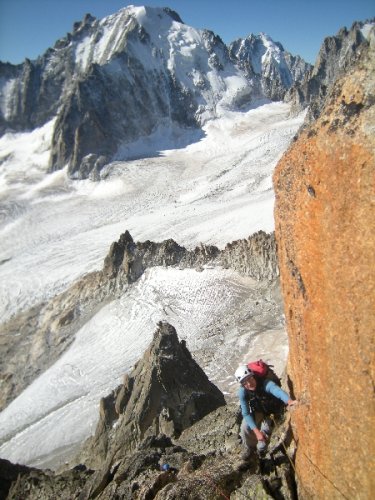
235, 365, 297, 459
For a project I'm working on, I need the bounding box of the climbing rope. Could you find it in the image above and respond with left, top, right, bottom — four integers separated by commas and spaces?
269, 414, 351, 500
269, 414, 297, 474
201, 472, 231, 500
301, 452, 351, 500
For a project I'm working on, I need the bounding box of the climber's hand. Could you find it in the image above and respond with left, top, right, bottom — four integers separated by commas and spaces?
287, 399, 298, 409
253, 428, 267, 441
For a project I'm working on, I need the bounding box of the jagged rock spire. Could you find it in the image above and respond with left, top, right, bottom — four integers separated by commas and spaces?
78, 322, 225, 467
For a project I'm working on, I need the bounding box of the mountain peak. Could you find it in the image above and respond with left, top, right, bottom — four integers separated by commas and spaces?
259, 32, 285, 52
0, 4, 311, 179
113, 4, 184, 35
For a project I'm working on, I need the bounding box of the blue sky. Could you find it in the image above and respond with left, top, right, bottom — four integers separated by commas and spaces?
0, 0, 373, 65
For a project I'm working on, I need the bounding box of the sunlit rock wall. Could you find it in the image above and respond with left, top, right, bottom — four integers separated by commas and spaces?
273, 32, 374, 499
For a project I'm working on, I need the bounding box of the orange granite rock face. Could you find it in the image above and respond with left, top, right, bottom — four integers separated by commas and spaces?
273, 35, 375, 499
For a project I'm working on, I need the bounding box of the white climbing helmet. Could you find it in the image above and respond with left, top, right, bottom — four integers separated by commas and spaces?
235, 365, 253, 384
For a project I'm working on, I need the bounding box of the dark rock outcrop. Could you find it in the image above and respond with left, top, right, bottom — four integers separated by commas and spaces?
0, 458, 94, 500
103, 229, 278, 283
221, 231, 278, 281
102, 230, 220, 281
274, 26, 374, 499
2, 326, 295, 499
48, 55, 199, 179
78, 321, 226, 468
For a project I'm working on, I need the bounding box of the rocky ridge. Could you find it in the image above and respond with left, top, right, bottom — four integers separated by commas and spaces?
1, 322, 296, 500
103, 229, 278, 284
274, 24, 375, 499
0, 230, 279, 411
287, 20, 374, 123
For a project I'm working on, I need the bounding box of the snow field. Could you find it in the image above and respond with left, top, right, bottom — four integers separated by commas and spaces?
0, 266, 263, 466
0, 101, 304, 467
0, 102, 304, 323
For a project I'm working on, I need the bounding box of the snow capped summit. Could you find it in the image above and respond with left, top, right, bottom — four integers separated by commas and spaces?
68, 4, 246, 101
71, 6, 186, 73
0, 5, 310, 179
229, 32, 310, 100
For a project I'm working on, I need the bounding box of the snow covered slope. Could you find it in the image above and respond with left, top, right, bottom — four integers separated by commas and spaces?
0, 101, 304, 467
0, 102, 304, 322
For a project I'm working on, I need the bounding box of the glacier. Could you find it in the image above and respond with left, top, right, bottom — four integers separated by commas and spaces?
0, 101, 304, 467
